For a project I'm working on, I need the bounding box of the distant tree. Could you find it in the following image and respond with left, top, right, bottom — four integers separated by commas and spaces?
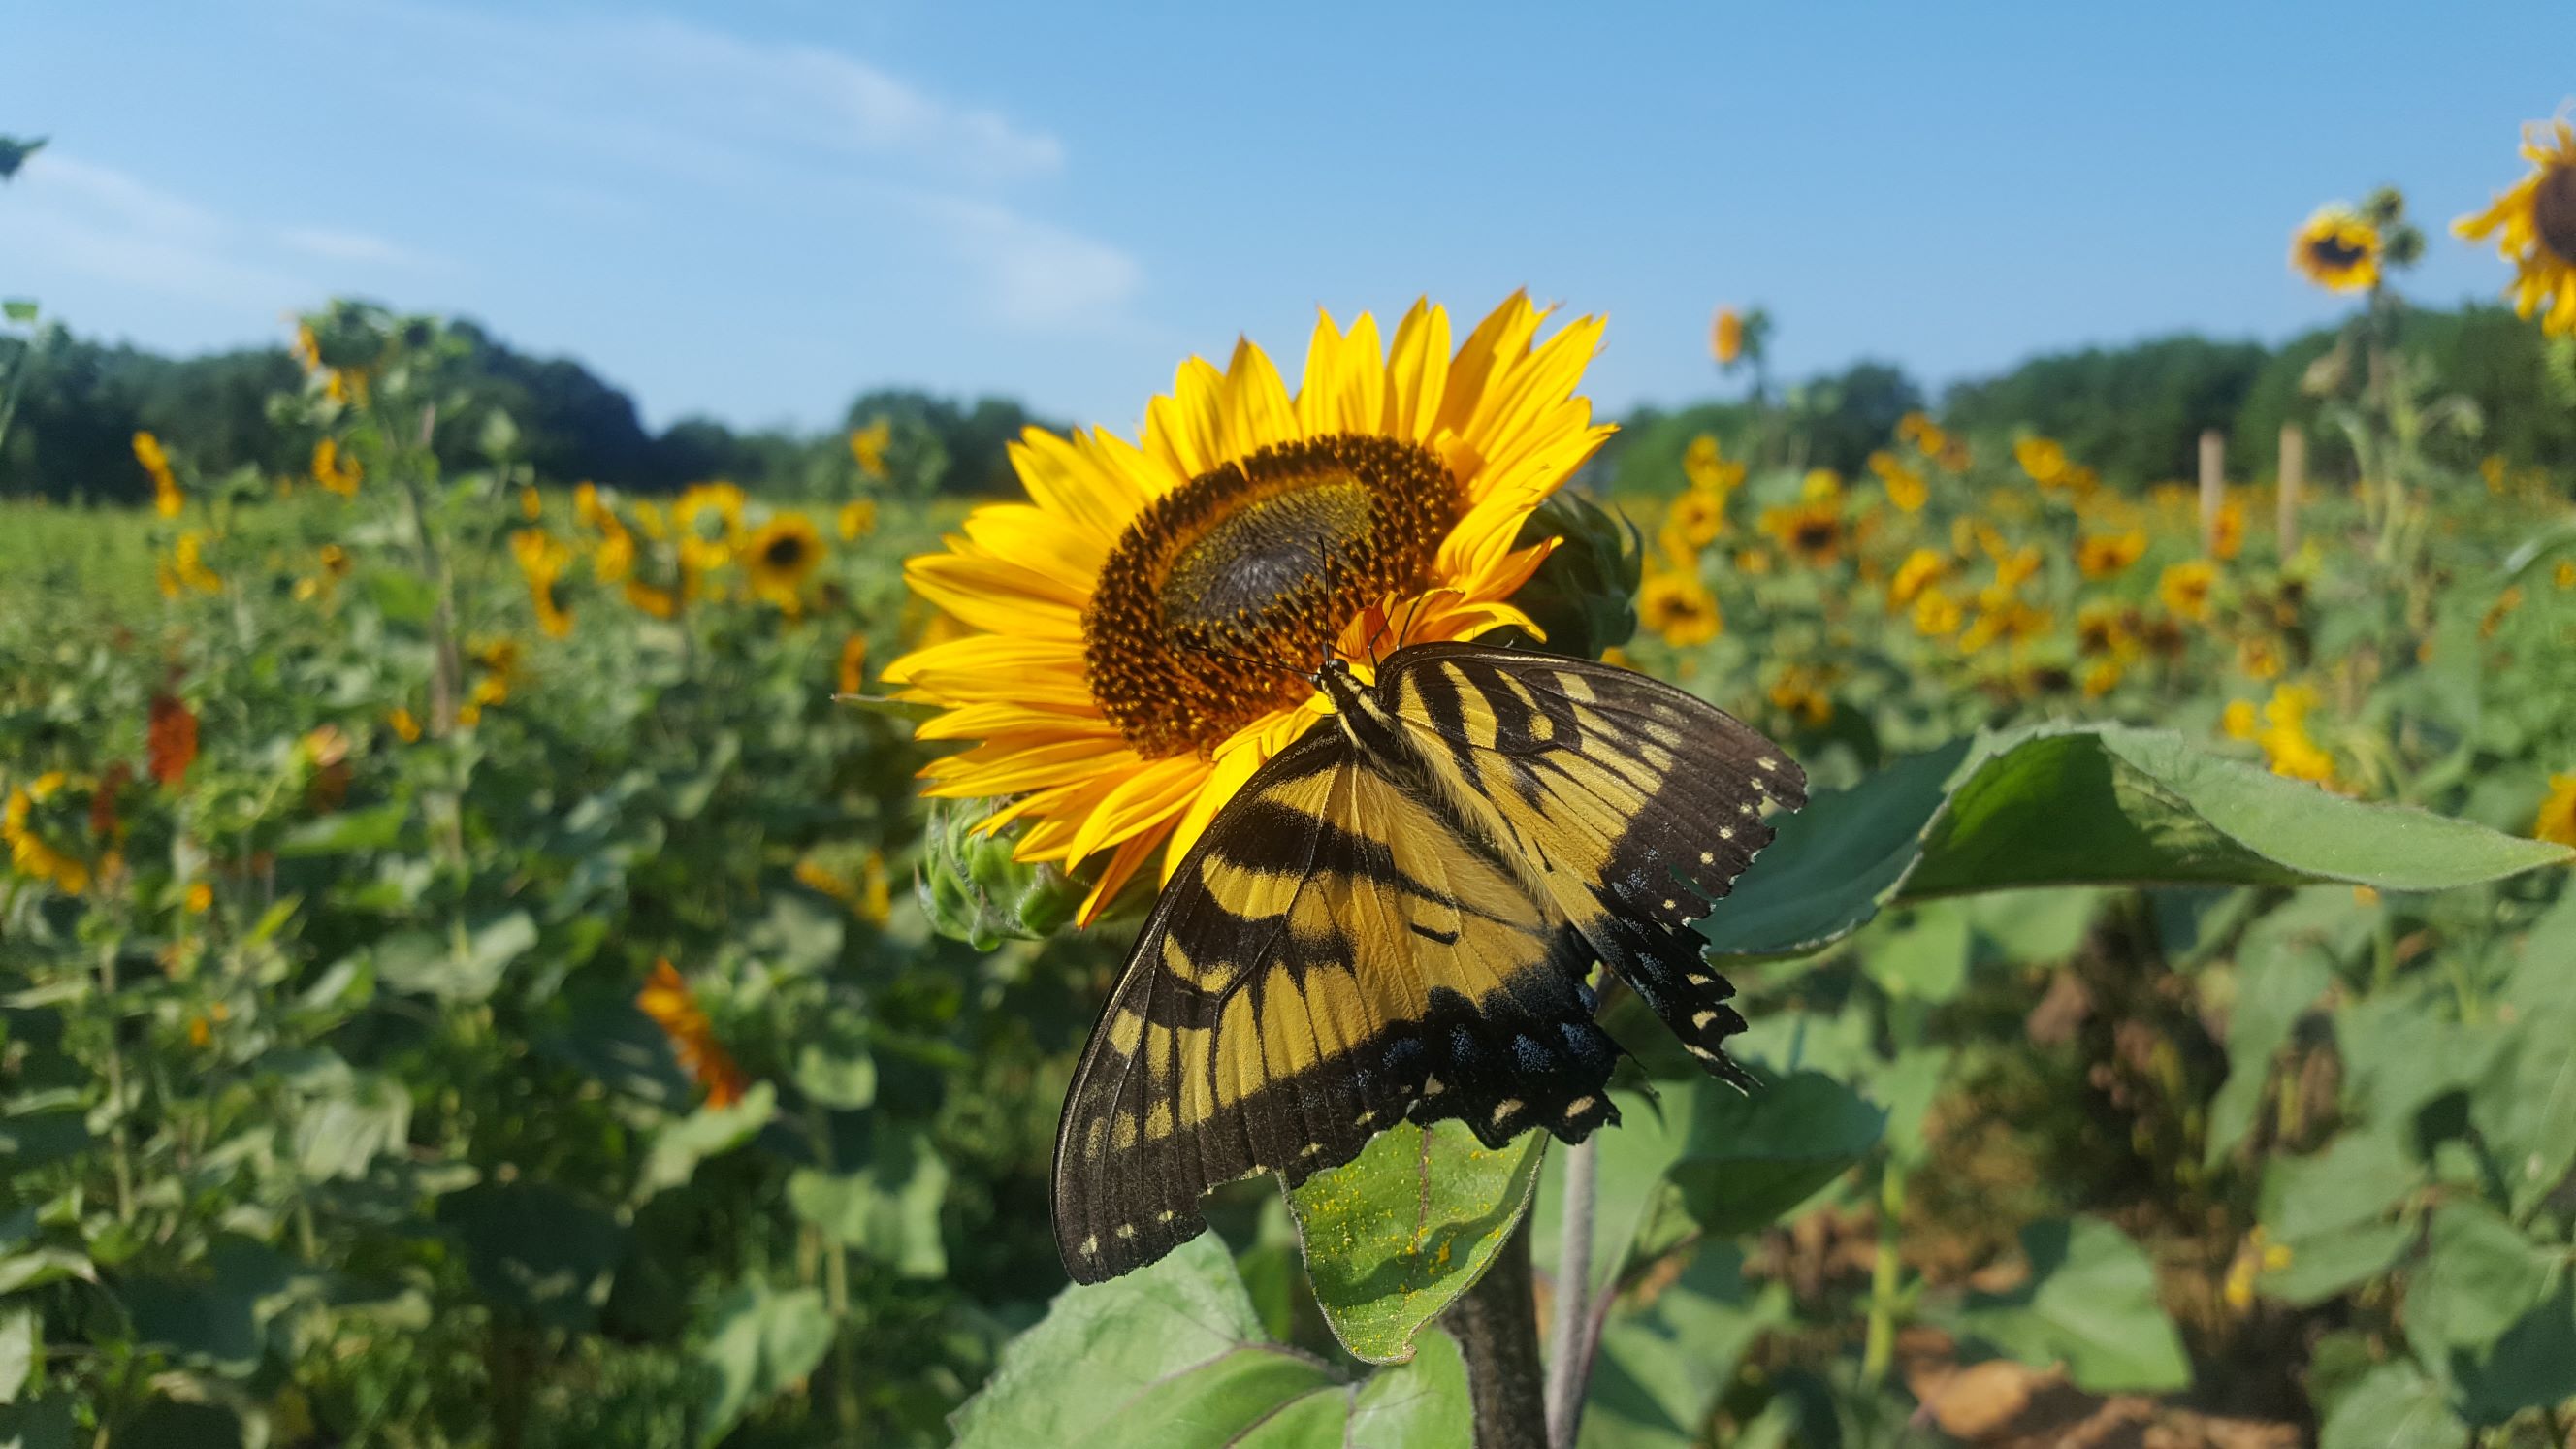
1795, 360, 1923, 477
1943, 336, 2270, 485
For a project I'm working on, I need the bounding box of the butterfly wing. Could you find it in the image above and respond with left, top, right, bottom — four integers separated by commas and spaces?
1374, 640, 1807, 1083
1051, 725, 1621, 1283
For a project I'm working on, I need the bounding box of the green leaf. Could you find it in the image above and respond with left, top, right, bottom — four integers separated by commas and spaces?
635, 1082, 777, 1203
1346, 1327, 1471, 1449
0, 1112, 88, 1171
292, 1071, 412, 1182
1578, 1243, 1791, 1449
2258, 1220, 2413, 1307
2206, 950, 2335, 1166
1700, 724, 2570, 962
1284, 1118, 1544, 1365
694, 1281, 834, 1448
2454, 1277, 2576, 1424
2409, 1203, 2548, 1354
950, 1234, 1336, 1449
2260, 1130, 2419, 1243
436, 1181, 627, 1332
1535, 1072, 1882, 1305
787, 1126, 950, 1278
2470, 892, 2576, 1215
0, 1308, 35, 1403
0, 1251, 90, 1296
0, 1396, 74, 1449
373, 910, 537, 1003
1857, 901, 1971, 1003
2, 301, 38, 326
2318, 1362, 2468, 1449
275, 801, 410, 857
122, 1239, 297, 1380
791, 1038, 877, 1111
1957, 1217, 2191, 1393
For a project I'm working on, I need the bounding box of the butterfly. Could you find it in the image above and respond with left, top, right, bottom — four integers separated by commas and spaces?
1051, 638, 1806, 1282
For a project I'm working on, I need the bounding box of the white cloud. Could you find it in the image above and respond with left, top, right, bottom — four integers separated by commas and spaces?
276, 225, 430, 267
911, 194, 1144, 330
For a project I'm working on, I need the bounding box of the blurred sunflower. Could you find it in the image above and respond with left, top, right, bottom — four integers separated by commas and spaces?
2455, 117, 2576, 337
311, 438, 363, 498
2210, 497, 2245, 561
1667, 487, 1724, 550
1711, 306, 1744, 366
3, 772, 92, 895
838, 498, 879, 542
2536, 772, 2576, 847
509, 530, 576, 638
1760, 498, 1848, 567
1682, 433, 1745, 494
745, 513, 825, 613
1911, 586, 1964, 637
135, 432, 182, 518
637, 960, 748, 1109
1638, 565, 1721, 647
2076, 530, 2147, 579
2291, 207, 2382, 293
155, 532, 222, 598
1767, 666, 1834, 726
2255, 684, 2336, 786
674, 482, 746, 572
1868, 451, 1928, 513
1887, 548, 1946, 609
850, 418, 893, 480
837, 634, 869, 695
883, 293, 1614, 920
2159, 560, 2217, 623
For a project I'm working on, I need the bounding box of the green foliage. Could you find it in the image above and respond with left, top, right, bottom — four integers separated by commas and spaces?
1944, 335, 2270, 484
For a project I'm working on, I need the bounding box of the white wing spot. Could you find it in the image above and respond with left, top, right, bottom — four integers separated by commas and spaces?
1079, 1235, 1100, 1256
1699, 851, 1715, 865
1113, 1223, 1138, 1240
1423, 1075, 1446, 1098
1737, 801, 1756, 816
1490, 1098, 1524, 1126
1564, 1095, 1598, 1118
1662, 898, 1678, 911
1156, 1209, 1176, 1223
1300, 1141, 1324, 1158
1756, 757, 1778, 772
1720, 826, 1736, 840
1691, 1010, 1719, 1029
1353, 1108, 1377, 1127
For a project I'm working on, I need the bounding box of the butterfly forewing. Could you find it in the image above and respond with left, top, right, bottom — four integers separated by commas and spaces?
1051, 726, 1621, 1284
1377, 641, 1807, 1081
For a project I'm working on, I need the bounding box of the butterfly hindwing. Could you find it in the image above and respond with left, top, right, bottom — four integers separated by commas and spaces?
1051, 726, 1621, 1284
1375, 641, 1808, 1083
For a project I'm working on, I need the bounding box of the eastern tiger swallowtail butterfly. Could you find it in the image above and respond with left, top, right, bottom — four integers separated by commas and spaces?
1052, 639, 1804, 1282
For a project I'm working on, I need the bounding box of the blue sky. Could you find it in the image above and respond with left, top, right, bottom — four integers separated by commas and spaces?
4, 1, 2564, 436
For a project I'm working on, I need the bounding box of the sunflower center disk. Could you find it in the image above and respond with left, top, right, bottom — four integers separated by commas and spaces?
2536, 164, 2576, 265
1083, 434, 1456, 758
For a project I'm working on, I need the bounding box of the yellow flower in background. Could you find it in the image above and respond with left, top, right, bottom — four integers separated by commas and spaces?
838, 633, 869, 695
1667, 487, 1725, 550
135, 432, 183, 517
1711, 306, 1744, 365
518, 486, 543, 521
2454, 117, 2576, 337
2081, 658, 2124, 698
2077, 530, 2147, 579
2256, 684, 2336, 786
1868, 451, 1929, 512
674, 481, 746, 572
1761, 498, 1849, 568
386, 707, 423, 743
574, 482, 608, 530
625, 579, 685, 620
2222, 699, 2259, 741
637, 960, 749, 1109
1959, 601, 2049, 657
156, 531, 223, 598
1768, 666, 1834, 726
1896, 411, 1948, 455
593, 514, 637, 584
509, 530, 576, 638
2238, 636, 2285, 681
2557, 560, 2576, 591
2160, 560, 2217, 622
882, 293, 1614, 921
4, 773, 92, 896
1682, 434, 1746, 495
184, 881, 213, 914
311, 438, 363, 497
1801, 468, 1843, 503
850, 417, 893, 480
1639, 565, 1722, 647
1912, 586, 1964, 637
2211, 497, 2245, 561
2291, 206, 2383, 293
745, 513, 826, 613
2482, 585, 2525, 639
2013, 436, 2069, 488
2535, 773, 2576, 847
1888, 548, 1946, 609
838, 498, 879, 542
2076, 601, 2132, 658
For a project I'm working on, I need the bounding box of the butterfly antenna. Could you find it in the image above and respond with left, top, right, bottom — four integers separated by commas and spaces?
1397, 591, 1431, 651
1171, 636, 1305, 683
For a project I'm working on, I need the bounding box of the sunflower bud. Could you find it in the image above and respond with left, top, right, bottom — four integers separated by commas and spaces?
2381, 223, 2426, 269
918, 796, 1086, 949
1500, 487, 1642, 660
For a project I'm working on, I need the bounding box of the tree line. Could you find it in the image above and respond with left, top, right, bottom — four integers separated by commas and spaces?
4, 302, 2569, 508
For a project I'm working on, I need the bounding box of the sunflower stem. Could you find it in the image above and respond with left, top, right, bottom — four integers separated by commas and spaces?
1543, 1135, 1598, 1448
1449, 1213, 1549, 1449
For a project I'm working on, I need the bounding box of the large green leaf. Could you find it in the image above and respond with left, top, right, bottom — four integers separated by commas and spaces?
435, 1181, 627, 1332
1578, 1243, 1790, 1449
787, 1125, 950, 1279
1534, 1072, 1883, 1305
1956, 1216, 2190, 1393
2205, 949, 2335, 1167
2408, 1203, 2550, 1354
2469, 892, 2576, 1215
1284, 1119, 1545, 1365
2260, 1129, 2420, 1244
2319, 1362, 2468, 1449
1699, 724, 2571, 962
0, 1308, 35, 1404
694, 1281, 834, 1448
2454, 1277, 2576, 1425
635, 1082, 777, 1203
950, 1231, 1468, 1449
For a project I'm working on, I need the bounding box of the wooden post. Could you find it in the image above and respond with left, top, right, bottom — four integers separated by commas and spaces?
2199, 431, 2226, 557
2277, 425, 2305, 556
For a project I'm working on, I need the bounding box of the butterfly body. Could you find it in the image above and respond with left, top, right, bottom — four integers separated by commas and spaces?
1052, 641, 1805, 1283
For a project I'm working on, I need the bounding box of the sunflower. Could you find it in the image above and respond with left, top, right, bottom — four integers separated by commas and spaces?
2160, 560, 2217, 623
674, 482, 746, 572
2013, 436, 2069, 489
1711, 306, 1744, 366
838, 633, 869, 695
1638, 565, 1721, 647
1759, 498, 1849, 567
2076, 530, 2146, 579
1666, 488, 1724, 551
1887, 548, 1946, 609
1868, 451, 1928, 513
135, 432, 182, 518
311, 438, 363, 498
850, 418, 893, 480
2536, 772, 2576, 847
2291, 206, 2382, 294
2455, 117, 2576, 337
1911, 586, 1964, 637
882, 294, 1614, 920
745, 513, 825, 612
1682, 434, 1744, 495
509, 530, 576, 638
636, 961, 749, 1109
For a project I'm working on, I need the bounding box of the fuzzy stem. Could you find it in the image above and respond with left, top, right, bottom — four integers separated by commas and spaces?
1449, 1215, 1549, 1449
1543, 1136, 1598, 1448
1861, 1157, 1909, 1386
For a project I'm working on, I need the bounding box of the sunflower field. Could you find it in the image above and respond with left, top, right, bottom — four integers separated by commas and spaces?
8, 138, 2576, 1449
